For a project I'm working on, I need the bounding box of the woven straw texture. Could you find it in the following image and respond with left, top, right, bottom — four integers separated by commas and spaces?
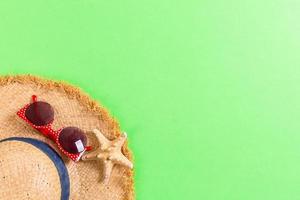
0, 75, 134, 200
0, 140, 62, 199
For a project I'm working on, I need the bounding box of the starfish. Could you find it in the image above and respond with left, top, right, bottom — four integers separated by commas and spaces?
81, 129, 133, 184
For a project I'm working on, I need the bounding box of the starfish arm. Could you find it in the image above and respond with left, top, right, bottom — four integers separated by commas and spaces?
93, 129, 110, 148
81, 149, 100, 161
102, 160, 114, 185
110, 154, 133, 169
114, 132, 128, 148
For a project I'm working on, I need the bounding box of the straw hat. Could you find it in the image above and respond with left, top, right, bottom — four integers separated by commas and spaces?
0, 75, 134, 200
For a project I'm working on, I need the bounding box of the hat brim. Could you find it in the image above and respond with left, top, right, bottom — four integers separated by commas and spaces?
0, 75, 134, 200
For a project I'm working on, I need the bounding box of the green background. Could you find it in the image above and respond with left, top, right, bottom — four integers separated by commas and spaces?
0, 0, 300, 199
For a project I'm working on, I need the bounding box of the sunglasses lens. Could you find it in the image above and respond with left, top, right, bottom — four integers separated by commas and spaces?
25, 101, 54, 126
59, 127, 87, 154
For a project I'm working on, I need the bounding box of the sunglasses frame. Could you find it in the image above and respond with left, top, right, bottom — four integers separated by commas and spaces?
17, 95, 92, 162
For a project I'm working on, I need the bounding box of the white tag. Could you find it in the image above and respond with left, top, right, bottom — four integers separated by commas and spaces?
75, 140, 84, 152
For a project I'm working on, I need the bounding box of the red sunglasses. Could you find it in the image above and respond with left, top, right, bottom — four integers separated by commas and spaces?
17, 95, 92, 162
